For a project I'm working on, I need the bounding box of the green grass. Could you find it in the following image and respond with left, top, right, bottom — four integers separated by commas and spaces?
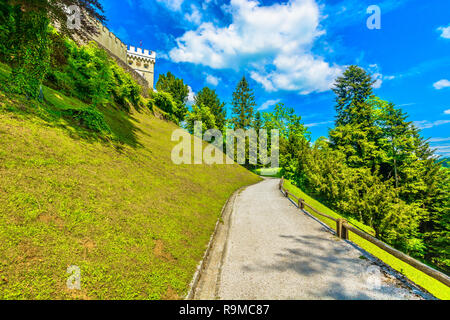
0, 63, 261, 299
253, 167, 281, 177
283, 180, 450, 300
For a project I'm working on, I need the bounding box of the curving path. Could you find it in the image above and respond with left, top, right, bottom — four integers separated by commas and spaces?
193, 178, 426, 300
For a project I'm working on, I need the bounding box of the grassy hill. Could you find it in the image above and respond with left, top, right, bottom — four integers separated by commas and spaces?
0, 63, 260, 299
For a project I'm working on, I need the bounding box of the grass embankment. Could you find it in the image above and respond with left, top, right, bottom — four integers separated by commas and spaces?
253, 167, 281, 178
0, 63, 261, 299
283, 180, 450, 300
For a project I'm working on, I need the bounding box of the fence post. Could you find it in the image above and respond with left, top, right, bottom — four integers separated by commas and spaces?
341, 221, 349, 240
336, 219, 349, 240
279, 176, 284, 190
298, 198, 304, 210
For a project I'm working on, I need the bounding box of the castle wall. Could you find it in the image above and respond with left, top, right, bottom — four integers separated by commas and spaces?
91, 23, 127, 63
84, 21, 156, 91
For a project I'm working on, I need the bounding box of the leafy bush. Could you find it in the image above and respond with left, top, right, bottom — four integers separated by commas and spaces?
45, 39, 142, 112
148, 91, 180, 124
63, 107, 111, 133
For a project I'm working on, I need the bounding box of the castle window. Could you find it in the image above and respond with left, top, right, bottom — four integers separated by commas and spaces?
144, 64, 149, 69
128, 61, 133, 65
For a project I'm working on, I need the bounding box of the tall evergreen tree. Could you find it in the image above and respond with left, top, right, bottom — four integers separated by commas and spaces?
329, 66, 381, 169
231, 76, 256, 129
332, 65, 375, 126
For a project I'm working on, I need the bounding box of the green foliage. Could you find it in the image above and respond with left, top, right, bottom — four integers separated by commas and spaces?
332, 65, 375, 126
231, 76, 256, 129
63, 41, 113, 105
185, 103, 217, 134
156, 72, 189, 122
0, 2, 14, 62
45, 39, 142, 112
149, 91, 180, 124
194, 87, 226, 132
8, 9, 50, 98
285, 65, 449, 270
63, 107, 110, 133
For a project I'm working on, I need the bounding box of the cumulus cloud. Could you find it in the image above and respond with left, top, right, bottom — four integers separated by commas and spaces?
444, 109, 450, 115
205, 74, 220, 86
437, 25, 450, 39
433, 79, 450, 90
187, 85, 196, 106
259, 99, 281, 111
169, 0, 343, 95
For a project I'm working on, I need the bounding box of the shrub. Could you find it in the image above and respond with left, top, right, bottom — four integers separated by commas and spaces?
63, 107, 110, 133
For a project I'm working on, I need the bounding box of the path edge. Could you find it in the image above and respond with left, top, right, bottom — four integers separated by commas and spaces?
185, 180, 261, 300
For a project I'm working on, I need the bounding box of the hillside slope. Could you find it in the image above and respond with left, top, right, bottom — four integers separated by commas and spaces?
0, 67, 260, 299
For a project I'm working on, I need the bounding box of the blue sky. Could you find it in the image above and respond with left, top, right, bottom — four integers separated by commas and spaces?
100, 0, 450, 157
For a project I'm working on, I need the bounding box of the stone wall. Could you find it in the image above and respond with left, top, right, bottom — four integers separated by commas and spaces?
91, 22, 127, 63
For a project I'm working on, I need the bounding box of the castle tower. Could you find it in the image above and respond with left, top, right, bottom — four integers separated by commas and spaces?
127, 46, 156, 89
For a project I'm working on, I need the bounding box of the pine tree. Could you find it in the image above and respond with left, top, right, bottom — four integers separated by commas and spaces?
329, 66, 381, 169
231, 76, 256, 129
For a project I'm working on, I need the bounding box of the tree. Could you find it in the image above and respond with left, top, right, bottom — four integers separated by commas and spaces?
3, 0, 105, 98
156, 72, 189, 122
194, 87, 226, 132
231, 76, 256, 129
329, 66, 382, 169
332, 65, 375, 126
185, 103, 217, 134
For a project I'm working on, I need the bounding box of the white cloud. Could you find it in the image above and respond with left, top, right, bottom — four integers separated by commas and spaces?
185, 5, 202, 24
157, 0, 184, 11
429, 137, 450, 143
187, 85, 195, 106
433, 145, 450, 157
305, 120, 333, 128
169, 0, 343, 95
414, 120, 450, 129
367, 64, 395, 89
259, 99, 281, 111
205, 74, 220, 86
433, 79, 450, 90
444, 109, 450, 115
438, 25, 450, 39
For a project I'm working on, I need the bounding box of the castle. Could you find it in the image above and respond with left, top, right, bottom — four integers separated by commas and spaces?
90, 22, 156, 89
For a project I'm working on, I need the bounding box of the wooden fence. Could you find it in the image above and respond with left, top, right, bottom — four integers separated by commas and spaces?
278, 177, 450, 288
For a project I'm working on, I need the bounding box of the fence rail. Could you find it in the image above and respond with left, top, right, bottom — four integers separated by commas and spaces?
278, 177, 450, 288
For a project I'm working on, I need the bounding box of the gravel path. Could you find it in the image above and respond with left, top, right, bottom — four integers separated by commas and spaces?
215, 178, 423, 300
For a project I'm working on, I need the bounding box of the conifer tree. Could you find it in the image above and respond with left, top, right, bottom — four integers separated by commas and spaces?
231, 76, 256, 129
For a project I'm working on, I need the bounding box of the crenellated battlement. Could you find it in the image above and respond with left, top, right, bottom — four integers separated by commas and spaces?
87, 20, 156, 88
127, 46, 156, 60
